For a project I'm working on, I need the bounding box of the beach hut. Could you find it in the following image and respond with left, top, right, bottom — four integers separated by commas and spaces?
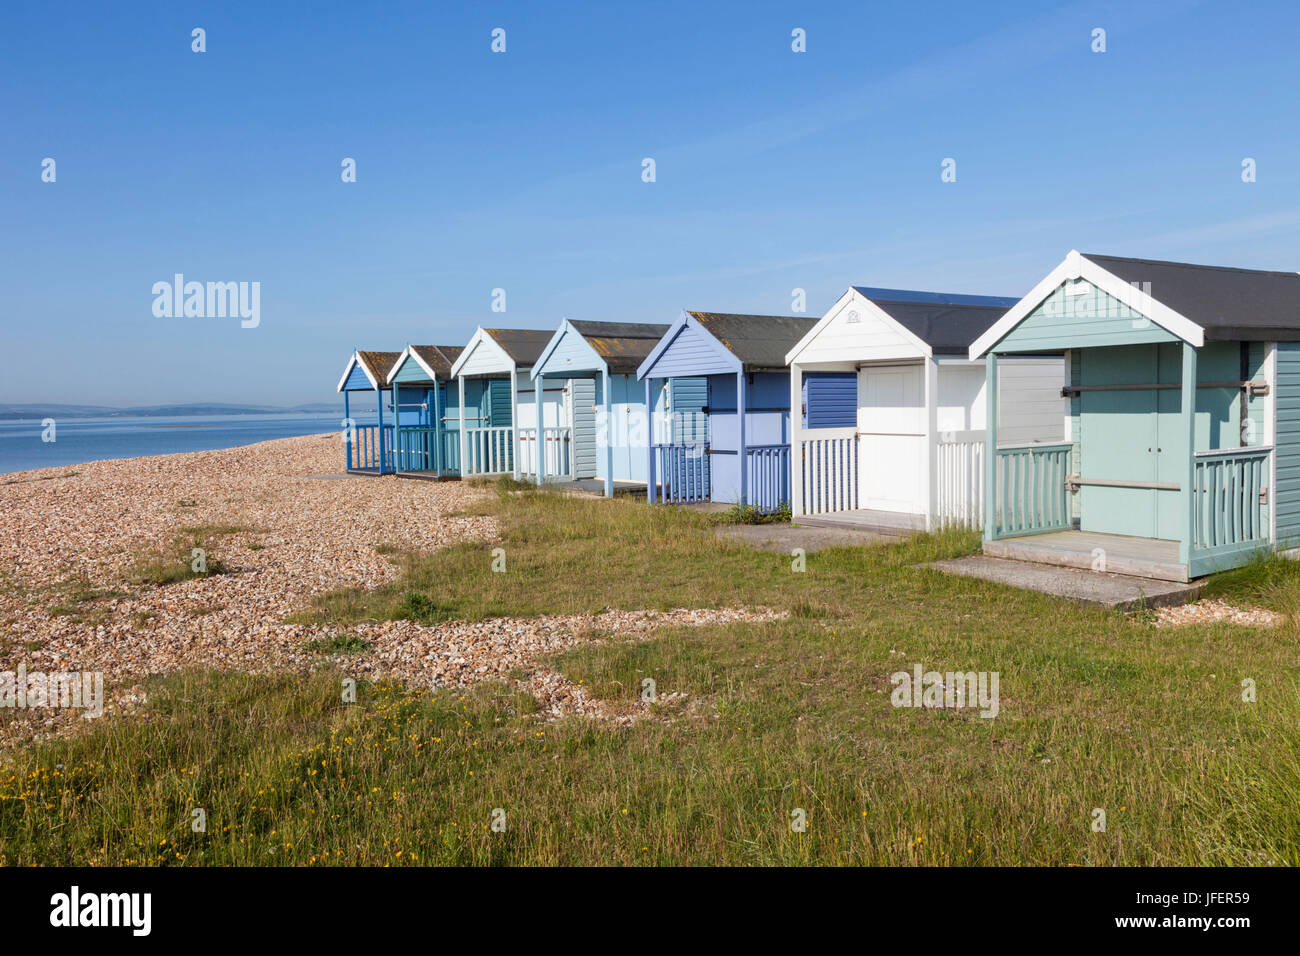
529, 319, 670, 496
384, 344, 465, 479
336, 349, 401, 474
969, 250, 1295, 581
638, 310, 817, 512
448, 327, 569, 480
786, 287, 1065, 532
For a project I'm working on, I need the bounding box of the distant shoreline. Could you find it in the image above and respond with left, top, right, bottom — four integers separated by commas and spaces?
0, 413, 343, 476
0, 405, 343, 422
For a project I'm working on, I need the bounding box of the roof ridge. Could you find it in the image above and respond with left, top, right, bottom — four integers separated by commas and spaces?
1084, 252, 1300, 279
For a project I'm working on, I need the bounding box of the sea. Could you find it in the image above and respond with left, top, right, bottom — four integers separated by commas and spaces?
0, 413, 345, 476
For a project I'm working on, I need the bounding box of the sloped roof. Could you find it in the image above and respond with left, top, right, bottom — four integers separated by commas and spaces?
482, 328, 555, 366
408, 344, 464, 380
356, 350, 401, 388
567, 320, 670, 373
686, 312, 818, 370
1083, 254, 1300, 340
853, 289, 1018, 355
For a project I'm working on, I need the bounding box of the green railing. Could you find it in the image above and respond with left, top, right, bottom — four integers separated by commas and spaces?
990, 443, 1072, 539
1190, 447, 1271, 556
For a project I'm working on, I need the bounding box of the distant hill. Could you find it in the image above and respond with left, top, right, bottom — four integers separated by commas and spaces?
0, 402, 342, 421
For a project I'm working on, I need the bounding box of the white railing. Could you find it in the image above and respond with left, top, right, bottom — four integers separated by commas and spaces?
517, 427, 572, 479
936, 430, 985, 528
463, 426, 514, 475
799, 429, 858, 515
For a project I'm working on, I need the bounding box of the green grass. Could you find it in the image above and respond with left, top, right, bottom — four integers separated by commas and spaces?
131, 528, 233, 586
1200, 551, 1300, 623
304, 633, 374, 655
3, 488, 1298, 865
46, 574, 129, 624
714, 501, 794, 524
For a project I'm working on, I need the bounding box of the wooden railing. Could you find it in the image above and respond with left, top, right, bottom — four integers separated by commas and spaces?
348, 424, 392, 473
800, 429, 857, 515
991, 442, 1072, 538
936, 431, 985, 528
1191, 446, 1271, 554
394, 426, 460, 476
746, 444, 792, 514
653, 442, 709, 503
517, 427, 572, 479
463, 426, 514, 476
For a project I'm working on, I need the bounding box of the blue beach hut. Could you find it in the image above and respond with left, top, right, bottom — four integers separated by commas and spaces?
336, 349, 401, 474
529, 319, 670, 496
385, 344, 465, 479
637, 311, 816, 511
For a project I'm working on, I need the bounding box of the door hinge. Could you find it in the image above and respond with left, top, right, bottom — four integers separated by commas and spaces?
1259, 487, 1269, 505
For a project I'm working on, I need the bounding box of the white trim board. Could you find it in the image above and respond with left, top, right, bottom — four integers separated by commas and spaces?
450, 327, 515, 378
968, 250, 1206, 359
386, 344, 443, 385
336, 351, 378, 392
785, 288, 932, 366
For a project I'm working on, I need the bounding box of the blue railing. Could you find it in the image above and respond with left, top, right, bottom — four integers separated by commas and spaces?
395, 426, 461, 476
653, 442, 709, 503
745, 443, 791, 513
348, 424, 393, 473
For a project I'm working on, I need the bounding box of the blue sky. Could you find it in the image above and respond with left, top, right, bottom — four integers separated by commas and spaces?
3, 0, 1299, 406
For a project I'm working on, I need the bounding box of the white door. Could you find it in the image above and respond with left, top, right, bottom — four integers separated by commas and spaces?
859, 364, 925, 513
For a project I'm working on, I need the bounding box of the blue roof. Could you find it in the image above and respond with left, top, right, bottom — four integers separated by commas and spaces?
852, 287, 1020, 309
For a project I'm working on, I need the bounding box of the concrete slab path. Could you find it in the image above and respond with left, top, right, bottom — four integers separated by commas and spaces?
926, 555, 1203, 611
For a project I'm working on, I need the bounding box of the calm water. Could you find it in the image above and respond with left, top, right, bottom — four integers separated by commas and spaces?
0, 414, 345, 475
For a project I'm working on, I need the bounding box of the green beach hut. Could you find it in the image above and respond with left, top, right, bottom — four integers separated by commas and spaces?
385, 344, 465, 479
970, 250, 1294, 581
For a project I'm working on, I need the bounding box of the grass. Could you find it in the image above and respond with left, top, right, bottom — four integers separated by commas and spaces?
1200, 551, 1300, 623
3, 486, 1299, 865
46, 574, 129, 625
130, 527, 236, 586
304, 633, 374, 655
714, 502, 794, 524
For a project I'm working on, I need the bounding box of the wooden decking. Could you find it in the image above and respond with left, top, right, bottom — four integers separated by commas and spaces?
796, 509, 926, 536
984, 530, 1187, 582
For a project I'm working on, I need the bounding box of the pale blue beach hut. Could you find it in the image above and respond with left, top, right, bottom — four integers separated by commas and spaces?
637, 311, 816, 511
529, 319, 670, 496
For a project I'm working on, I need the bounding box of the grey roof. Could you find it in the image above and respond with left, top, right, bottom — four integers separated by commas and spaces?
687, 312, 818, 370
407, 344, 464, 380
1085, 254, 1300, 341
482, 328, 556, 366
852, 288, 1017, 354
567, 320, 671, 373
